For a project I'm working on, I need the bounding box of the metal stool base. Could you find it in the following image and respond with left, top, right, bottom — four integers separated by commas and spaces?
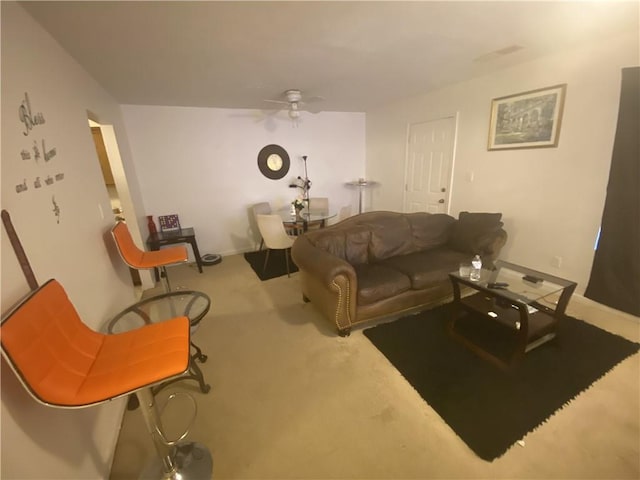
140, 441, 213, 480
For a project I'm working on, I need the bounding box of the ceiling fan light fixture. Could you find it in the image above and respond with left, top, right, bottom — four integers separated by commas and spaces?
285, 89, 302, 103
262, 89, 324, 124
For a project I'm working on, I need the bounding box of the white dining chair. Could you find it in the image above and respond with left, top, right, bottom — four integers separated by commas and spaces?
256, 214, 297, 277
339, 204, 353, 220
251, 202, 272, 250
305, 197, 330, 231
330, 204, 353, 225
252, 202, 300, 247
308, 197, 329, 212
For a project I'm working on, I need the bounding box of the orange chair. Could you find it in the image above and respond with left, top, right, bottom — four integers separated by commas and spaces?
112, 220, 187, 292
0, 279, 212, 478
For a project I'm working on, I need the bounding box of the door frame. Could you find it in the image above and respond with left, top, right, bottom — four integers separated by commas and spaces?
403, 113, 459, 214
88, 117, 155, 290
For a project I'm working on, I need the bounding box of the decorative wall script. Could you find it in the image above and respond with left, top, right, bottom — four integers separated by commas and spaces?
16, 92, 65, 223
19, 92, 46, 136
52, 196, 61, 224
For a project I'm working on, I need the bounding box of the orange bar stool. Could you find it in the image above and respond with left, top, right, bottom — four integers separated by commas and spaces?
111, 220, 187, 292
1, 279, 213, 479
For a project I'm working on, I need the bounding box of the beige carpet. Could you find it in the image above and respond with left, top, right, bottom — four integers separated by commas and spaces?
109, 254, 640, 479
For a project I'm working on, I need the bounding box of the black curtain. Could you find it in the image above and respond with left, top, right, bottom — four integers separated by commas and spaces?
584, 67, 640, 316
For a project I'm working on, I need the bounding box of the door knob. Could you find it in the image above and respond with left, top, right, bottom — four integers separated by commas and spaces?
438, 199, 445, 204
441, 187, 446, 192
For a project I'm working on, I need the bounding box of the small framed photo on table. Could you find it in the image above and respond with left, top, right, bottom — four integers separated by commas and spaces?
158, 214, 181, 232
488, 84, 567, 151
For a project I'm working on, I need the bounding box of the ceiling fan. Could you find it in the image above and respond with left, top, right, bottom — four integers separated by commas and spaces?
263, 89, 324, 124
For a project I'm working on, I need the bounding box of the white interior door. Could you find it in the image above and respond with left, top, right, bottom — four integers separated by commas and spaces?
404, 116, 456, 213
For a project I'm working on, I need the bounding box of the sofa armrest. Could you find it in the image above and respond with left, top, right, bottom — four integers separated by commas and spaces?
292, 235, 356, 283
291, 235, 358, 334
479, 228, 508, 263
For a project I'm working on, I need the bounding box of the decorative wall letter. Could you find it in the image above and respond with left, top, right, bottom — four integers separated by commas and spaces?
18, 92, 46, 136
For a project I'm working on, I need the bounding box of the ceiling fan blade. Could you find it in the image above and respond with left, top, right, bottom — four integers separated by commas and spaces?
298, 95, 324, 114
300, 103, 323, 114
227, 109, 284, 124
263, 99, 289, 105
303, 95, 325, 104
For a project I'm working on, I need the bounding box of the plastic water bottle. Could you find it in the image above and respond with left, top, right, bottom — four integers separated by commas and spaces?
470, 254, 482, 281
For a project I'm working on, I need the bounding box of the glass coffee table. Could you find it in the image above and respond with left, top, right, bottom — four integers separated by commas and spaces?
106, 290, 211, 404
448, 260, 577, 370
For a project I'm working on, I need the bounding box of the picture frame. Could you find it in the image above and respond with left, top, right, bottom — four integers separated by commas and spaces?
158, 214, 181, 232
487, 84, 567, 151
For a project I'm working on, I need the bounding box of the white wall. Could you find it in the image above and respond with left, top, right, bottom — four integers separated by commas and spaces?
120, 106, 366, 256
366, 30, 639, 296
1, 3, 147, 478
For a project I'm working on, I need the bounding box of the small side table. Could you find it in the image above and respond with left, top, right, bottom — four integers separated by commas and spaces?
147, 227, 204, 281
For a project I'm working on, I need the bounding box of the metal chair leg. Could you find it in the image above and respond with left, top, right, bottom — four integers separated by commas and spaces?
160, 266, 172, 292
262, 249, 271, 272
191, 340, 207, 363
285, 248, 291, 277
151, 350, 211, 396
136, 387, 213, 479
136, 388, 176, 477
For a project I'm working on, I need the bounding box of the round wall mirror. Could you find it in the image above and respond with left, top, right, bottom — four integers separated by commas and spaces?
258, 144, 290, 180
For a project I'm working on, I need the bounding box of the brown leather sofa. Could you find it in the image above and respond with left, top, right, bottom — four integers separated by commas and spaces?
291, 211, 507, 336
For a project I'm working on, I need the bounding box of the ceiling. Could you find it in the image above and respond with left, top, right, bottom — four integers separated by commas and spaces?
20, 1, 639, 113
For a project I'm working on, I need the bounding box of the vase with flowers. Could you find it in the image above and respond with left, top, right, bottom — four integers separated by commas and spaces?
292, 197, 306, 213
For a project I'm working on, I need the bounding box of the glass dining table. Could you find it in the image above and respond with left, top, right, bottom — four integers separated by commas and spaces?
276, 207, 337, 233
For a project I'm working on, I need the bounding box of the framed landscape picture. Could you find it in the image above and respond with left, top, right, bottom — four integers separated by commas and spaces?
488, 84, 567, 151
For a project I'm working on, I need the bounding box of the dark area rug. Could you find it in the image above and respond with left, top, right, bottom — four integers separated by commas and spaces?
363, 304, 639, 461
243, 249, 298, 281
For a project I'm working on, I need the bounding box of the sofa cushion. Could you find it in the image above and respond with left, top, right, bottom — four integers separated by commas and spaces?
364, 214, 415, 261
449, 211, 503, 254
312, 225, 370, 265
354, 263, 412, 305
380, 247, 471, 290
407, 213, 456, 251
343, 227, 371, 265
